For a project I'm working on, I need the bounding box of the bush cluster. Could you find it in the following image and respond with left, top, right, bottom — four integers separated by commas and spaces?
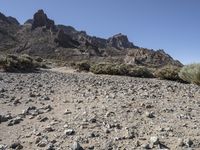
154, 65, 182, 81
179, 63, 200, 85
0, 54, 44, 72
90, 63, 154, 78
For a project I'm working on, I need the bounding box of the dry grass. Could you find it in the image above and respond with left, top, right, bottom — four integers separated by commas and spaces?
179, 63, 200, 85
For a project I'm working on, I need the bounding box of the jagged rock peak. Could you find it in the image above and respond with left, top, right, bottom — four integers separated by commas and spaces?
32, 9, 55, 30
0, 12, 19, 25
107, 33, 135, 49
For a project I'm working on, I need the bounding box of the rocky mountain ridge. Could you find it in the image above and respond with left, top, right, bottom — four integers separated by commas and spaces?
0, 9, 182, 67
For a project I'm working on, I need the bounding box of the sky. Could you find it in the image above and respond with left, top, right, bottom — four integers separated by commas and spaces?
0, 0, 200, 64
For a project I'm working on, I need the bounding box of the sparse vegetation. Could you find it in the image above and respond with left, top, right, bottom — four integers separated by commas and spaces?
90, 63, 154, 78
179, 63, 200, 85
154, 65, 182, 81
73, 61, 91, 72
0, 54, 45, 72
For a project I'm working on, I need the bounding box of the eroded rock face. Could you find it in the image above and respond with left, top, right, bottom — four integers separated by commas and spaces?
107, 33, 135, 49
54, 29, 80, 48
7, 16, 20, 25
124, 48, 183, 67
32, 9, 55, 30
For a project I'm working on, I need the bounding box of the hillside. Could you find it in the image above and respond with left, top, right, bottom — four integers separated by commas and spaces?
0, 10, 182, 67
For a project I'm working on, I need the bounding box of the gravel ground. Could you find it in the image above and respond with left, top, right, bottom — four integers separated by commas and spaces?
0, 69, 200, 150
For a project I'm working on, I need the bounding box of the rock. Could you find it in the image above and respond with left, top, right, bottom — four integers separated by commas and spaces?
184, 138, 193, 147
46, 143, 55, 150
141, 143, 150, 149
32, 9, 55, 30
39, 116, 49, 122
72, 141, 84, 150
145, 111, 155, 118
44, 125, 55, 132
64, 129, 75, 135
7, 116, 23, 126
125, 127, 137, 139
10, 141, 23, 149
89, 117, 96, 123
107, 33, 135, 49
13, 99, 21, 105
0, 144, 7, 150
63, 109, 72, 115
37, 137, 49, 147
177, 138, 184, 147
54, 29, 80, 48
7, 16, 20, 25
0, 88, 5, 93
124, 48, 183, 67
0, 114, 12, 123
150, 136, 160, 145
43, 95, 50, 101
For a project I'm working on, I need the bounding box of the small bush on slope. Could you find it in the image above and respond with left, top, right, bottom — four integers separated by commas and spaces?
179, 63, 200, 85
0, 54, 45, 72
73, 61, 91, 72
154, 65, 183, 81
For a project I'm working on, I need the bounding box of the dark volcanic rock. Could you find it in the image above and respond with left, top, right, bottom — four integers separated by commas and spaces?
24, 19, 33, 25
54, 29, 80, 48
32, 9, 55, 30
107, 33, 136, 49
7, 16, 20, 25
0, 12, 10, 24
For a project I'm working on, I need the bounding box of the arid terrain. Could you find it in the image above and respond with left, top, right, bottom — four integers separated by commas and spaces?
1, 68, 200, 150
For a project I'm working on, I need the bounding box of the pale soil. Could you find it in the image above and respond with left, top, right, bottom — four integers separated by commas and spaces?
0, 68, 200, 150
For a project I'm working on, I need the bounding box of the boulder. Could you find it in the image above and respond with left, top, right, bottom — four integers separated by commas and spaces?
32, 9, 55, 30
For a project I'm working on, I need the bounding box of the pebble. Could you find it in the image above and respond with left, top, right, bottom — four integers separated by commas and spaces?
10, 141, 23, 149
184, 138, 193, 147
72, 141, 84, 150
145, 111, 155, 118
44, 125, 55, 132
7, 116, 23, 126
64, 129, 75, 135
150, 136, 160, 145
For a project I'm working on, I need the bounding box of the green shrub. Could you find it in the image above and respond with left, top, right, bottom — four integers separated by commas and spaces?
72, 61, 91, 72
128, 66, 154, 78
0, 54, 45, 72
179, 63, 200, 85
154, 65, 182, 81
90, 63, 154, 78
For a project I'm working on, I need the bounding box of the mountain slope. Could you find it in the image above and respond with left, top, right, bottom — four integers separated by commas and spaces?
0, 10, 182, 67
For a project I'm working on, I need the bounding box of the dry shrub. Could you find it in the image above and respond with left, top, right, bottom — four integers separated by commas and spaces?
154, 65, 182, 81
179, 63, 200, 85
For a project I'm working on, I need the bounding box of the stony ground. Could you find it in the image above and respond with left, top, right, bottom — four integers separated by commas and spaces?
0, 69, 200, 150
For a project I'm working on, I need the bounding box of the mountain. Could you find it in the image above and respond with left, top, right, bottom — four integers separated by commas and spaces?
0, 9, 182, 67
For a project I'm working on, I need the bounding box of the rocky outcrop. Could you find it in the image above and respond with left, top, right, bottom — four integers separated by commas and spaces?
32, 9, 55, 30
107, 33, 136, 49
54, 29, 80, 48
7, 17, 20, 25
24, 19, 33, 25
125, 48, 183, 67
0, 12, 10, 24
0, 12, 20, 51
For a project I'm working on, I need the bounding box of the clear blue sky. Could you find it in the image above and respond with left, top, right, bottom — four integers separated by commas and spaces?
0, 0, 200, 64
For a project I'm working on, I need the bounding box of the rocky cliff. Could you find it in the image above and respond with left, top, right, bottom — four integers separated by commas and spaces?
0, 10, 182, 67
